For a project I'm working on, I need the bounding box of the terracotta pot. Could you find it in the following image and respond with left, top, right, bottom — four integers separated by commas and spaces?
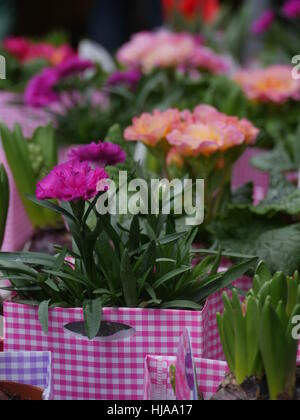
0, 381, 43, 400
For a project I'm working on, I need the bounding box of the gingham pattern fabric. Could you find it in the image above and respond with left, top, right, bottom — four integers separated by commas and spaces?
4, 303, 209, 400
232, 148, 269, 204
144, 355, 228, 400
0, 351, 52, 400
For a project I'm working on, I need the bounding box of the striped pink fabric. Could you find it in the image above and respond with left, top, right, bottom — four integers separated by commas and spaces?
144, 355, 228, 400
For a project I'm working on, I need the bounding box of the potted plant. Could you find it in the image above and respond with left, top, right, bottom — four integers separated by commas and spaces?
0, 154, 256, 400
215, 262, 300, 400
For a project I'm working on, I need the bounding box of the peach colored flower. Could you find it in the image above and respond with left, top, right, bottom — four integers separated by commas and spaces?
124, 109, 182, 147
166, 148, 184, 168
234, 65, 300, 104
167, 121, 245, 157
194, 105, 259, 144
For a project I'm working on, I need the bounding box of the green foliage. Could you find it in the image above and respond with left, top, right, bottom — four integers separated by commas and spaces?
0, 164, 9, 249
209, 208, 300, 275
0, 195, 256, 340
0, 123, 59, 228
218, 262, 300, 400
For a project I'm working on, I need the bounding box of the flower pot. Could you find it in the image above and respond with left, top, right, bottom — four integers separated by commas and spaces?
0, 352, 52, 400
144, 355, 228, 400
232, 148, 269, 204
4, 303, 210, 400
0, 149, 34, 251
0, 381, 43, 400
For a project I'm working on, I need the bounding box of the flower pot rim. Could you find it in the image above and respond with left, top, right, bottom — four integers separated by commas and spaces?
5, 300, 209, 315
0, 381, 44, 400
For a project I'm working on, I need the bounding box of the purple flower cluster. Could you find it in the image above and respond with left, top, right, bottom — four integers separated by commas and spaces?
25, 57, 94, 108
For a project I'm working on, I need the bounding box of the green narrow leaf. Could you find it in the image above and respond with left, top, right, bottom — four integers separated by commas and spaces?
120, 249, 138, 308
0, 164, 9, 248
38, 300, 51, 335
83, 298, 102, 340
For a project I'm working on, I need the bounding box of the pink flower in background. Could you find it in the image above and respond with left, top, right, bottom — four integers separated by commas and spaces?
107, 68, 142, 90
25, 57, 94, 107
2, 36, 76, 64
124, 109, 182, 146
251, 10, 275, 34
190, 46, 230, 74
234, 65, 300, 104
116, 32, 154, 67
166, 148, 184, 168
36, 160, 108, 202
2, 37, 30, 61
68, 142, 126, 167
25, 67, 60, 107
283, 0, 300, 18
56, 56, 94, 78
117, 30, 225, 74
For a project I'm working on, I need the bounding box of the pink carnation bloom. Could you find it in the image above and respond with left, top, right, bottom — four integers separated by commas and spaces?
68, 142, 126, 167
117, 32, 154, 67
124, 109, 182, 147
189, 46, 231, 74
56, 56, 94, 78
234, 65, 300, 104
36, 160, 108, 202
283, 0, 300, 18
2, 37, 30, 61
25, 67, 60, 107
25, 57, 94, 107
251, 10, 275, 34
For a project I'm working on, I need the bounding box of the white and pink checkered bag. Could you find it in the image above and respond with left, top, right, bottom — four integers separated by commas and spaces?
143, 355, 228, 400
4, 303, 210, 400
3, 276, 253, 400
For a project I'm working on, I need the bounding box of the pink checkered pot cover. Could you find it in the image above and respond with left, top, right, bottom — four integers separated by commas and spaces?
3, 276, 257, 400
144, 355, 228, 400
4, 302, 211, 400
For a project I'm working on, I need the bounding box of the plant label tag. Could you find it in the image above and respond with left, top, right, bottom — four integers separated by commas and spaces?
175, 328, 198, 400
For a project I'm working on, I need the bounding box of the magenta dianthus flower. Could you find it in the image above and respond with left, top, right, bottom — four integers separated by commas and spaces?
36, 160, 108, 202
68, 142, 126, 167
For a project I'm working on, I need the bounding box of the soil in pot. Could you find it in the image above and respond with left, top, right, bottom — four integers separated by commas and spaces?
211, 368, 300, 401
0, 382, 43, 400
